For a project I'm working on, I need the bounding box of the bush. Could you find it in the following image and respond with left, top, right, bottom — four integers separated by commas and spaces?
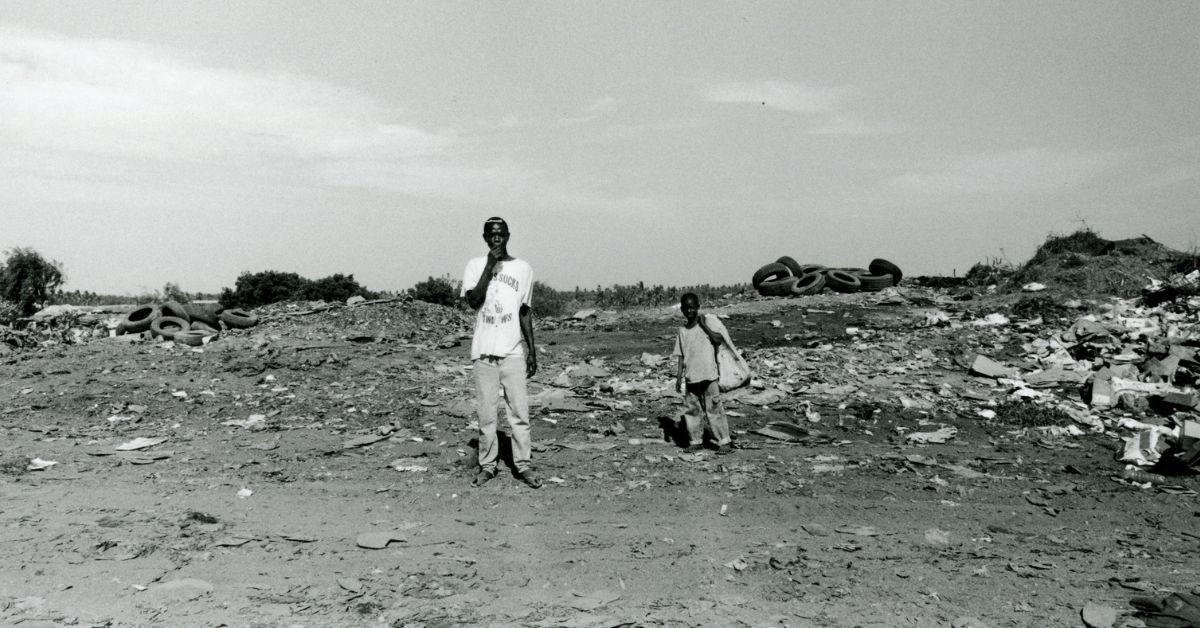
162, 282, 191, 304
0, 301, 20, 326
0, 247, 65, 316
533, 281, 570, 318
220, 270, 376, 308
1173, 254, 1200, 275
964, 259, 1015, 287
300, 273, 375, 303
1026, 228, 1111, 265
1009, 294, 1072, 321
410, 276, 458, 307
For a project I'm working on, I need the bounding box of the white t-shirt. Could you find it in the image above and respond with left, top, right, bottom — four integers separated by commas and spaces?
461, 256, 533, 360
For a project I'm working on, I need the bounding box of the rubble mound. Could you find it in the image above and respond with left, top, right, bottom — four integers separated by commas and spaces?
1011, 230, 1187, 298
257, 297, 474, 347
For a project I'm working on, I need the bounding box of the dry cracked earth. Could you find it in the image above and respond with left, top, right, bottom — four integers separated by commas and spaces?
1, 289, 1198, 628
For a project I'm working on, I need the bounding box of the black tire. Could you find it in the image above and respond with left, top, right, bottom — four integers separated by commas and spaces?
757, 276, 800, 297
824, 269, 862, 293
189, 321, 219, 333
775, 256, 804, 278
174, 329, 217, 346
752, 263, 792, 289
837, 267, 870, 276
160, 301, 191, 323
858, 273, 895, 292
219, 308, 260, 329
150, 316, 188, 339
119, 304, 160, 334
868, 258, 903, 284
792, 272, 826, 295
798, 264, 827, 276
183, 302, 221, 329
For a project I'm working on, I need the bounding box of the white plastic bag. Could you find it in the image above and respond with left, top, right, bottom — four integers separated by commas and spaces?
717, 344, 751, 392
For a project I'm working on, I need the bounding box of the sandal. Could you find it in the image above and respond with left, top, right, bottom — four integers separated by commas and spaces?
472, 467, 497, 487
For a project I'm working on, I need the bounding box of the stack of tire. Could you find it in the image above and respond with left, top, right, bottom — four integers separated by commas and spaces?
752, 257, 903, 297
115, 301, 260, 346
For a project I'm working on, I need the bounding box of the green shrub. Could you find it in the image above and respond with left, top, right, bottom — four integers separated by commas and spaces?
1009, 294, 1071, 321
410, 276, 458, 307
1027, 229, 1111, 266
533, 281, 570, 318
589, 282, 746, 309
220, 271, 375, 308
300, 273, 375, 303
162, 282, 191, 304
0, 247, 65, 316
1173, 254, 1200, 275
0, 300, 20, 326
963, 259, 1015, 287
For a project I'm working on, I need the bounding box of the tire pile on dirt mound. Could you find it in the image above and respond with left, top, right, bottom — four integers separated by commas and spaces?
115, 301, 259, 345
751, 257, 902, 298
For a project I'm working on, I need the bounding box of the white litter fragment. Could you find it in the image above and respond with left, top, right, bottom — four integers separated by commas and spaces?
973, 313, 1011, 327
907, 427, 958, 444
27, 458, 58, 471
389, 460, 429, 472
222, 414, 267, 429
116, 437, 167, 451
237, 487, 254, 499
925, 310, 951, 326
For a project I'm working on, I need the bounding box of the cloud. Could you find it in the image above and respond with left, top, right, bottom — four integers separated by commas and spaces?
555, 96, 622, 127
583, 96, 619, 113
0, 27, 449, 168
706, 80, 847, 114
887, 148, 1116, 195
0, 26, 604, 210
0, 27, 665, 219
1142, 166, 1200, 189
703, 80, 896, 135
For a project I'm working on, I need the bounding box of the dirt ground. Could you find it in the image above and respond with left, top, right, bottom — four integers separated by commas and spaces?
1, 288, 1197, 628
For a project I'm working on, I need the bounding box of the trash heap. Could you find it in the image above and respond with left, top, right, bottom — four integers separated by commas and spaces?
252, 296, 475, 350
955, 287, 1200, 481
8, 304, 136, 348
751, 257, 902, 297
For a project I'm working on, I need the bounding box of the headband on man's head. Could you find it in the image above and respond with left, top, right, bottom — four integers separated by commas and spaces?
483, 217, 509, 232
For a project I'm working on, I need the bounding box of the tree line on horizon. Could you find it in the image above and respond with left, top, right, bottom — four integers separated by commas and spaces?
0, 246, 747, 324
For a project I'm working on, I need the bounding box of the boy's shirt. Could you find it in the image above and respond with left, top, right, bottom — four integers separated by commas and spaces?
461, 257, 533, 360
672, 314, 727, 383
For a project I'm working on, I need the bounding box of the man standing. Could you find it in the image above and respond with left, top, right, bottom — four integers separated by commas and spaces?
461, 217, 541, 489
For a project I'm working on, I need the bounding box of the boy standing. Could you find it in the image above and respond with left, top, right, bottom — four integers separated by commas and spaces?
672, 293, 734, 454
461, 217, 541, 488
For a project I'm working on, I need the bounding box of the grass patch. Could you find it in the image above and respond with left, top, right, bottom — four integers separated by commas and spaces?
1009, 294, 1073, 321
1025, 228, 1110, 266
964, 259, 1016, 287
184, 511, 220, 524
0, 455, 28, 476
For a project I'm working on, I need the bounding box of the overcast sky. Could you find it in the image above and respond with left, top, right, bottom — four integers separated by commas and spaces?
2, 1, 1198, 295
